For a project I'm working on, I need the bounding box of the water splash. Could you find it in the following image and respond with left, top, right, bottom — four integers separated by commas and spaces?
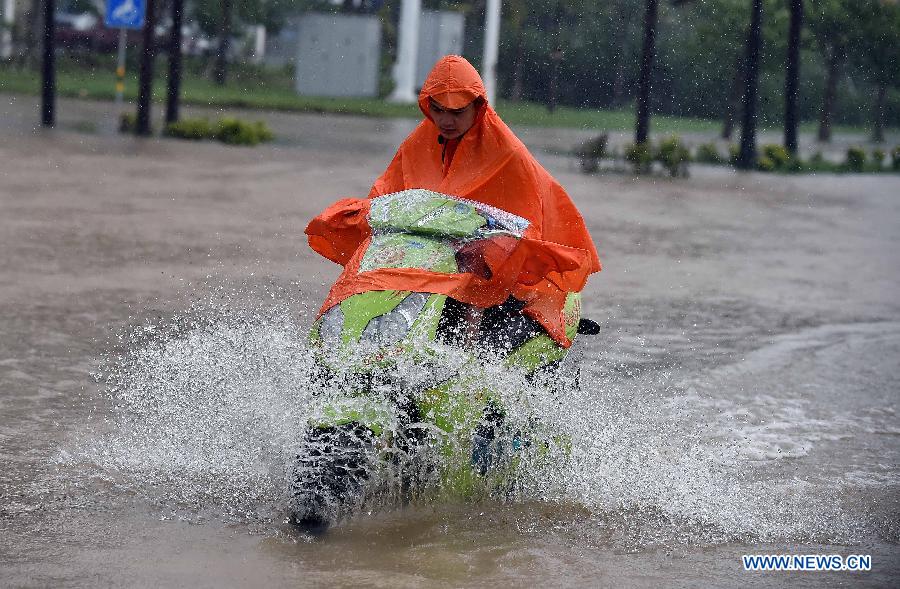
70, 293, 321, 521
59, 289, 877, 547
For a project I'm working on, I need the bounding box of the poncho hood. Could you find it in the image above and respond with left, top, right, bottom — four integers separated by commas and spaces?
417, 54, 486, 115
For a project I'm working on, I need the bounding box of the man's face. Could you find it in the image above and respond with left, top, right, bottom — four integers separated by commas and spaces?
429, 98, 478, 140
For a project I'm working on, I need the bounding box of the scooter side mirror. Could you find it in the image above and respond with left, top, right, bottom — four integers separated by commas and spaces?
576, 318, 601, 336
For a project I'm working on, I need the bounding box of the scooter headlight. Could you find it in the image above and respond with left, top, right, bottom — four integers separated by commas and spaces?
361, 292, 428, 347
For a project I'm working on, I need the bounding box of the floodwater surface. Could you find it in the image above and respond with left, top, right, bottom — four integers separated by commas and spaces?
1, 117, 899, 587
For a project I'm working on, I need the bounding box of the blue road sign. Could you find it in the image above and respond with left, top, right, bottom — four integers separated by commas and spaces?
105, 0, 146, 30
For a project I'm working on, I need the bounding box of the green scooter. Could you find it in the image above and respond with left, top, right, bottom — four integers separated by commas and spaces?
290, 190, 598, 534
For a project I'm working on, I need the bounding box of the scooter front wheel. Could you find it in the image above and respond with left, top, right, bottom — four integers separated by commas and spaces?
289, 422, 376, 534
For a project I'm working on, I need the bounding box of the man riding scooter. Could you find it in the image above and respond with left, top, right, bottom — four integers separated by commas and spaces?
295, 56, 601, 533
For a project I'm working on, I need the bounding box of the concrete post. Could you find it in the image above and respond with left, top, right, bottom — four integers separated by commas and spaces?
252, 24, 266, 65
482, 0, 501, 105
1, 0, 14, 59
388, 0, 421, 103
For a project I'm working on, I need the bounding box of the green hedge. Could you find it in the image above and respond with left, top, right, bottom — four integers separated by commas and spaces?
215, 118, 274, 146
688, 143, 900, 174
624, 142, 653, 174
122, 115, 275, 147
163, 118, 215, 140
845, 146, 866, 172
654, 136, 691, 177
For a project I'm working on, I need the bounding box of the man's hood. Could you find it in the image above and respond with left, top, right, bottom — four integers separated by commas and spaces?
418, 55, 487, 121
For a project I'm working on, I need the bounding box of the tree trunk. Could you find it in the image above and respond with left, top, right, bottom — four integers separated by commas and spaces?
783, 0, 803, 156
214, 0, 233, 86
635, 0, 659, 145
137, 0, 158, 136
721, 55, 744, 139
41, 0, 54, 127
737, 0, 763, 170
818, 45, 841, 142
872, 83, 886, 143
166, 0, 184, 124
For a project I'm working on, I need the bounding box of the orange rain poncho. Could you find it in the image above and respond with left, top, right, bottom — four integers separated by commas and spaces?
306, 55, 601, 347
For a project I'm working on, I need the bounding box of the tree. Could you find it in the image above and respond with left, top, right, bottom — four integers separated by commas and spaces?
193, 0, 313, 36
635, 1, 694, 145
845, 0, 900, 142
653, 0, 747, 138
547, 1, 564, 113
807, 0, 851, 141
505, 0, 529, 102
18, 0, 42, 69
214, 0, 233, 85
736, 0, 763, 169
783, 0, 803, 155
191, 0, 310, 84
609, 0, 642, 107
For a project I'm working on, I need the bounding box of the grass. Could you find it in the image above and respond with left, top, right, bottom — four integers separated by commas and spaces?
0, 59, 752, 134
496, 101, 718, 132
0, 58, 423, 117
1, 57, 888, 136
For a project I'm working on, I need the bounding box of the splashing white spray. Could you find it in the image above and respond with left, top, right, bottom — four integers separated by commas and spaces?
62, 288, 868, 546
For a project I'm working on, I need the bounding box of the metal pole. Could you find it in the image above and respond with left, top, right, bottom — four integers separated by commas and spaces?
166, 0, 184, 124
115, 28, 126, 107
387, 0, 420, 104
41, 0, 55, 127
1, 0, 14, 59
136, 0, 157, 136
482, 0, 501, 105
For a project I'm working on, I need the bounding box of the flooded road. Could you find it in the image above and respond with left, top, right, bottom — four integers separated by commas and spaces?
1, 113, 899, 587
